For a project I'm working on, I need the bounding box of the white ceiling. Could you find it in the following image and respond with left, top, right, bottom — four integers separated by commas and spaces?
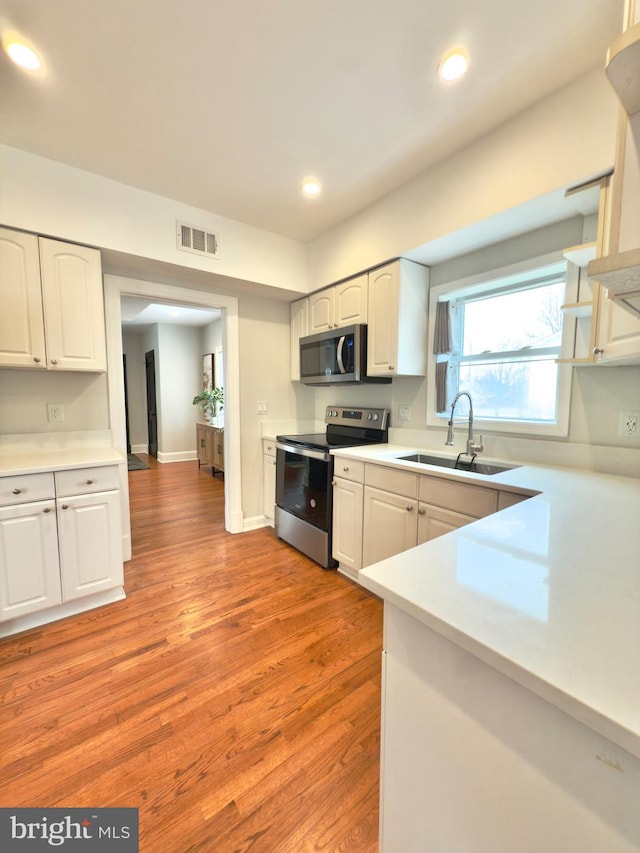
120, 296, 220, 330
0, 0, 623, 244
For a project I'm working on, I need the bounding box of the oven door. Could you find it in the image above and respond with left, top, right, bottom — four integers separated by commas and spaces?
275, 442, 333, 531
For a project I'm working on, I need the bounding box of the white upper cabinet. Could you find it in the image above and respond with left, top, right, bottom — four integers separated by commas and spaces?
367, 259, 429, 376
0, 228, 106, 372
0, 227, 47, 368
39, 237, 107, 371
290, 297, 309, 381
308, 273, 368, 333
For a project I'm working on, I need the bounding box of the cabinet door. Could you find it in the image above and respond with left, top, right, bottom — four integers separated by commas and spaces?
290, 297, 309, 381
0, 500, 62, 621
0, 227, 46, 369
309, 289, 336, 332
196, 424, 209, 465
263, 453, 276, 523
57, 490, 123, 601
363, 486, 417, 568
332, 477, 364, 571
39, 238, 107, 371
595, 287, 640, 363
417, 503, 476, 544
335, 275, 368, 327
367, 264, 400, 375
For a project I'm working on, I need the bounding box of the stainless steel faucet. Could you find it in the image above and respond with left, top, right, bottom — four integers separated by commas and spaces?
445, 391, 483, 456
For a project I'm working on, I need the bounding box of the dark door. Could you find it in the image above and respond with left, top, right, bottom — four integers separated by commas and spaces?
145, 349, 158, 458
123, 353, 131, 454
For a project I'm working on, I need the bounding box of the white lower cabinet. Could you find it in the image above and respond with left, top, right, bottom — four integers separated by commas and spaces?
263, 439, 277, 524
57, 490, 122, 601
0, 499, 62, 620
333, 459, 507, 572
0, 466, 123, 625
332, 477, 364, 571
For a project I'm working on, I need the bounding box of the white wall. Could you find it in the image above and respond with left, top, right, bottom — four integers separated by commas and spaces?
122, 331, 148, 451
155, 324, 202, 457
307, 69, 618, 288
0, 144, 308, 297
0, 369, 109, 435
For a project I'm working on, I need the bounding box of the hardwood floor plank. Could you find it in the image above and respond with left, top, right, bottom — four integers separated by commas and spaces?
0, 456, 382, 851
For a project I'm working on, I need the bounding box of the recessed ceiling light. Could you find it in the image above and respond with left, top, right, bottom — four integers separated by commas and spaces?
437, 49, 468, 83
2, 33, 42, 71
302, 177, 322, 198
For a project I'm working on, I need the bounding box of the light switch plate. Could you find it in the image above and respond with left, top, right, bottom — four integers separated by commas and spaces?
398, 404, 411, 422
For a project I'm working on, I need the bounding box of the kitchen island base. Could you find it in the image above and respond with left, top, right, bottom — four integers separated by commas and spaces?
380, 603, 640, 853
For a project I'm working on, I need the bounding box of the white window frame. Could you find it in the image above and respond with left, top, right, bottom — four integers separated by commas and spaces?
426, 251, 575, 438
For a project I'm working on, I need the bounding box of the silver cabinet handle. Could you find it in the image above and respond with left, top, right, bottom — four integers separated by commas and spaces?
593, 347, 604, 355
12, 488, 21, 494
33, 356, 41, 363
342, 466, 349, 472
418, 508, 425, 516
406, 504, 414, 512
389, 365, 394, 371
43, 507, 51, 513
50, 358, 58, 365
85, 479, 93, 485
62, 504, 69, 510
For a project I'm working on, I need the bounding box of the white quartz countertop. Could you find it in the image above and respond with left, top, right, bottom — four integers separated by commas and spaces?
332, 443, 640, 759
0, 445, 124, 476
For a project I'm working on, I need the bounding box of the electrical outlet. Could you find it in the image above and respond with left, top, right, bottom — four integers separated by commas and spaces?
619, 410, 639, 436
256, 400, 268, 414
398, 404, 411, 422
47, 403, 64, 423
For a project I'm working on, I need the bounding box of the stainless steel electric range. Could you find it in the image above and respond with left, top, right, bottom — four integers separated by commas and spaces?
275, 405, 389, 568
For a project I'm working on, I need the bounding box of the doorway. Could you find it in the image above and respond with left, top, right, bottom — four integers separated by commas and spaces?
104, 275, 243, 562
145, 349, 158, 457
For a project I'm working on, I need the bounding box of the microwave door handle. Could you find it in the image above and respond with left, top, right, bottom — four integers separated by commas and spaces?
336, 335, 346, 373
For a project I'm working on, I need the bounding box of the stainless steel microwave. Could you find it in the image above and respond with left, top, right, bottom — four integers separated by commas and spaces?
299, 323, 391, 385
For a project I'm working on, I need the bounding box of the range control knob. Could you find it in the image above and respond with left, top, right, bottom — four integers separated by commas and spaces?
371, 413, 379, 421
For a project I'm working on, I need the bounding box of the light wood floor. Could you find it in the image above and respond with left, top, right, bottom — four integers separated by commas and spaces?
0, 455, 382, 852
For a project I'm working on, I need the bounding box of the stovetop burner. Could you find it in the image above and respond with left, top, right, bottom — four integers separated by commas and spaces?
276, 405, 390, 451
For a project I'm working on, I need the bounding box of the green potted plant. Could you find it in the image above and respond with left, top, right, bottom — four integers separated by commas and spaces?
193, 387, 224, 423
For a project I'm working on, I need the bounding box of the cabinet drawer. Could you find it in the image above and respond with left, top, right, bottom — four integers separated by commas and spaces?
0, 472, 55, 506
55, 465, 119, 497
333, 458, 364, 483
419, 475, 497, 518
498, 491, 530, 510
365, 464, 418, 499
263, 439, 277, 458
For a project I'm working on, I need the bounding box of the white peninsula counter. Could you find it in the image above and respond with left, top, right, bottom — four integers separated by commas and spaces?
331, 443, 640, 853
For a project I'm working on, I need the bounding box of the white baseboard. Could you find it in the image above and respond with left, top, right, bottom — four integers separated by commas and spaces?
0, 587, 126, 638
130, 444, 147, 454
242, 514, 272, 532
156, 450, 198, 463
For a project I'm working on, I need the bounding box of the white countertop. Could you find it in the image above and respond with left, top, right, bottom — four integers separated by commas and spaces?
0, 445, 124, 476
332, 443, 640, 759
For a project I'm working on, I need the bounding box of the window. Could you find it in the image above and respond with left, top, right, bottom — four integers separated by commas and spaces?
428, 256, 573, 437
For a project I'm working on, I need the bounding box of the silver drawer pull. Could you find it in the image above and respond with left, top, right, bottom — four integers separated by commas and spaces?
342, 466, 349, 472
12, 488, 21, 495
33, 356, 41, 363
43, 507, 51, 513
406, 504, 414, 512
85, 479, 93, 485
62, 504, 69, 510
50, 358, 58, 365
418, 508, 425, 516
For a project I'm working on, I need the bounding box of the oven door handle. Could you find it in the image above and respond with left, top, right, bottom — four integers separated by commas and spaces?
336, 335, 346, 374
275, 441, 331, 462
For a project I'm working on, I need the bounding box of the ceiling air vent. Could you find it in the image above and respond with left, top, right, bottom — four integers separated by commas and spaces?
176, 221, 219, 259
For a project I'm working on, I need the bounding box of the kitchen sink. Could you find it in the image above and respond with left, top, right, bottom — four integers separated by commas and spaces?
397, 453, 519, 476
